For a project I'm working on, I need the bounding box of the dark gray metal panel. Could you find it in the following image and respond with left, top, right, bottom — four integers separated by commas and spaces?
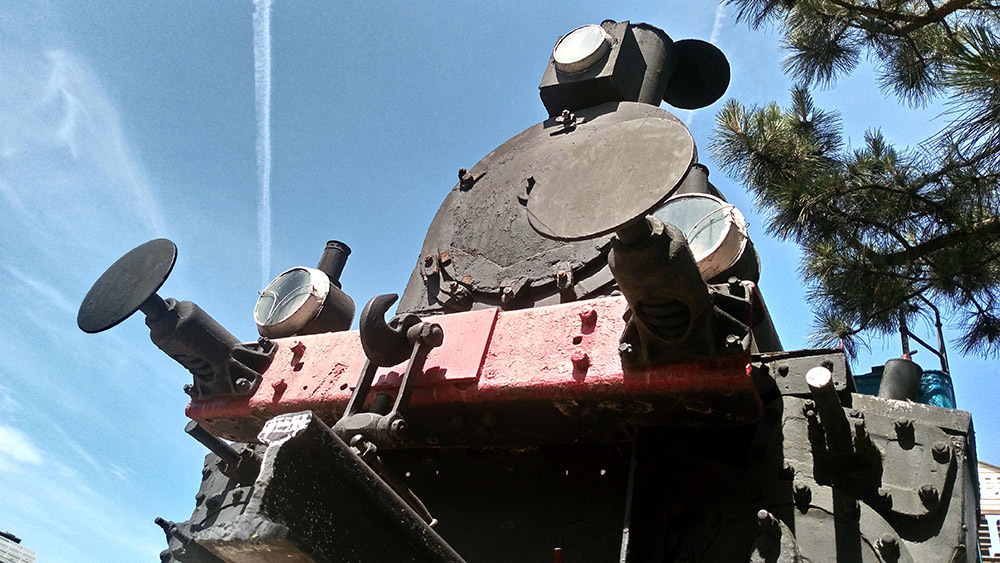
752, 349, 852, 398
401, 102, 689, 315
524, 112, 695, 241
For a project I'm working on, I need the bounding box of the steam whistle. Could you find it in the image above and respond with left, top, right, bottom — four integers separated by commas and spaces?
77, 239, 275, 399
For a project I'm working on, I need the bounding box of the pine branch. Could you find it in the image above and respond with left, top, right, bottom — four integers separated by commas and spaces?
877, 216, 1000, 265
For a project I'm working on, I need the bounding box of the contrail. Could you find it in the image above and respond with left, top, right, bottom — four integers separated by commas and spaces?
709, 0, 726, 44
685, 1, 727, 126
253, 0, 272, 290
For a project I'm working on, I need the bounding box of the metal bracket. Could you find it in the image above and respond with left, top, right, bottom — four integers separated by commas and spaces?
334, 294, 444, 446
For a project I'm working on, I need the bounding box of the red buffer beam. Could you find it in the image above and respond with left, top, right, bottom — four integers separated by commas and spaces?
188, 296, 763, 446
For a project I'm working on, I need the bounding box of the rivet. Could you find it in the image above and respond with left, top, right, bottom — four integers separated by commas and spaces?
877, 533, 899, 557
793, 480, 811, 505
918, 484, 939, 505
578, 308, 597, 324
571, 350, 590, 370
876, 487, 893, 506
932, 440, 951, 462
757, 509, 779, 536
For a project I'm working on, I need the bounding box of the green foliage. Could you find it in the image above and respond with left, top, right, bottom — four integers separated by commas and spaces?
713, 88, 1000, 357
715, 0, 1000, 359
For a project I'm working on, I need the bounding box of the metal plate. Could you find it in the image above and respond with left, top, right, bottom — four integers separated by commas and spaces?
662, 39, 731, 110
373, 307, 499, 388
77, 238, 176, 333
525, 106, 695, 241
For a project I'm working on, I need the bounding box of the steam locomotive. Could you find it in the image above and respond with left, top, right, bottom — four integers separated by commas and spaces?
78, 19, 979, 563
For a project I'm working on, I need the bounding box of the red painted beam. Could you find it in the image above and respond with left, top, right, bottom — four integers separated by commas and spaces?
189, 296, 762, 445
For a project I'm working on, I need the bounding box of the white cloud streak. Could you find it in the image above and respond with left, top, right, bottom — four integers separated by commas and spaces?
0, 425, 43, 467
253, 0, 273, 290
710, 0, 727, 44
0, 50, 167, 239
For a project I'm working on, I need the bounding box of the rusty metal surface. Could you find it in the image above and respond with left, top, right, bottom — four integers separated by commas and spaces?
163, 412, 465, 563
524, 110, 695, 241
188, 296, 762, 444
398, 102, 698, 316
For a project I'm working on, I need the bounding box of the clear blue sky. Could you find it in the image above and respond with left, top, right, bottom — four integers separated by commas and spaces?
0, 2, 994, 561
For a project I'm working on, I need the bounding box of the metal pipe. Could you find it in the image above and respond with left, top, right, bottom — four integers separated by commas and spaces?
316, 240, 351, 288
877, 358, 923, 402
630, 24, 675, 106
805, 366, 852, 454
917, 294, 950, 373
185, 420, 241, 467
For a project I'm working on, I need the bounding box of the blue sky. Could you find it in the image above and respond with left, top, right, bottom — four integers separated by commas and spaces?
0, 2, 995, 561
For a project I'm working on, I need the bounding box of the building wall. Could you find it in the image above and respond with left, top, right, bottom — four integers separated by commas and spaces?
0, 535, 34, 563
980, 461, 1000, 561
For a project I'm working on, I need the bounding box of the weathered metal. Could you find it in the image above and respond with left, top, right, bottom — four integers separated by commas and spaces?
334, 294, 444, 447
75, 18, 979, 563
78, 238, 275, 400
254, 241, 355, 338
877, 357, 924, 401
187, 296, 763, 445
77, 238, 177, 334
160, 412, 465, 563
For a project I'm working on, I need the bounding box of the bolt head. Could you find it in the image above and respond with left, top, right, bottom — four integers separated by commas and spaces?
895, 417, 913, 430
793, 480, 812, 506
571, 350, 590, 369
618, 342, 633, 356
877, 533, 899, 556
390, 419, 408, 437
932, 440, 951, 462
235, 378, 252, 393
918, 483, 939, 504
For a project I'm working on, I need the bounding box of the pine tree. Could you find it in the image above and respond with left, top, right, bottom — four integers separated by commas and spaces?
712, 0, 1000, 358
